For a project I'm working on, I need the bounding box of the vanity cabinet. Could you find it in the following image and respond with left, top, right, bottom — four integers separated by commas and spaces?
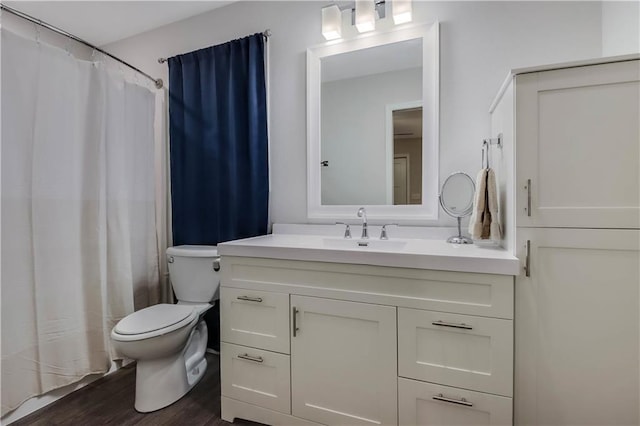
219, 256, 515, 426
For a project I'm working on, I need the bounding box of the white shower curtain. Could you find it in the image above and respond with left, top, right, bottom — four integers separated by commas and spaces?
1, 30, 159, 415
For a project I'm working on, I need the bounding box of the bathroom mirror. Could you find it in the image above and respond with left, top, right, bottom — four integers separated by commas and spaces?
439, 172, 475, 244
307, 23, 439, 223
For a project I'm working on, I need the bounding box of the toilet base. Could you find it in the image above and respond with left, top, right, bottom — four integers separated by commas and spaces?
134, 321, 208, 413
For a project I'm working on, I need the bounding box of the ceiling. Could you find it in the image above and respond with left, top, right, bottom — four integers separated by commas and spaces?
3, 1, 235, 46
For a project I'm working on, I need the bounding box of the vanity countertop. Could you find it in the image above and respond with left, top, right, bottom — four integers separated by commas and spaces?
218, 231, 520, 276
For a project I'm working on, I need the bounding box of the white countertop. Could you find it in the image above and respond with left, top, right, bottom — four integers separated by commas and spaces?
218, 229, 520, 276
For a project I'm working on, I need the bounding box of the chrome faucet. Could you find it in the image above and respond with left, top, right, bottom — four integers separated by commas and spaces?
335, 222, 352, 239
357, 207, 368, 239
380, 224, 398, 240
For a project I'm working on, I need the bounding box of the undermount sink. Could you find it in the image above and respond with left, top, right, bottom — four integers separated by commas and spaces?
322, 238, 408, 251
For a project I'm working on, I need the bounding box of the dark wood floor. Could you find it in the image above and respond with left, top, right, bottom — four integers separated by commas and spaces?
10, 354, 262, 426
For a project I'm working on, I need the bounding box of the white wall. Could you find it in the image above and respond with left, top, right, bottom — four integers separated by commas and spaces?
321, 68, 421, 205
602, 1, 640, 56
106, 1, 603, 226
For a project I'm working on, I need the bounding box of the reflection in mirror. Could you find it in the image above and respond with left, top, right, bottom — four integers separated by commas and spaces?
320, 38, 422, 206
393, 106, 422, 205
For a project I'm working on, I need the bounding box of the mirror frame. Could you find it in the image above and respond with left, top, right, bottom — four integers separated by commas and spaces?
307, 22, 440, 223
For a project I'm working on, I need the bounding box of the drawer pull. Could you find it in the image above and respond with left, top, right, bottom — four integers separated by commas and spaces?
237, 353, 264, 363
432, 320, 473, 330
433, 393, 473, 407
237, 296, 263, 303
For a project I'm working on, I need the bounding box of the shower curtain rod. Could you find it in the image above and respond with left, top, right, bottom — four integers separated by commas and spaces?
0, 4, 164, 89
156, 29, 271, 64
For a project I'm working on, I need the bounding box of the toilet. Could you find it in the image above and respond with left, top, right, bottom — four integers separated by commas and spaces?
111, 245, 220, 413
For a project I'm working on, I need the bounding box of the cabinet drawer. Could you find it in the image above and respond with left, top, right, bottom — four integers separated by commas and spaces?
223, 257, 515, 319
399, 378, 512, 426
399, 308, 513, 396
221, 287, 290, 353
221, 342, 291, 415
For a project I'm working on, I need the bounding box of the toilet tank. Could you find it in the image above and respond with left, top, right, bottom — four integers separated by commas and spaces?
166, 245, 220, 303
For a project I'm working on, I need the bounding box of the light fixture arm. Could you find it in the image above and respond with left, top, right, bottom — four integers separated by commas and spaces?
349, 0, 387, 24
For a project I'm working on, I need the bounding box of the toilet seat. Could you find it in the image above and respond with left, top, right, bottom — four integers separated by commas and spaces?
112, 304, 197, 342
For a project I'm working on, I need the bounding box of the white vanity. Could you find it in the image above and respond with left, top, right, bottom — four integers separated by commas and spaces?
218, 227, 518, 426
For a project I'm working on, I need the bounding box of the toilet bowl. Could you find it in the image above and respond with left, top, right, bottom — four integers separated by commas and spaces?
111, 245, 220, 413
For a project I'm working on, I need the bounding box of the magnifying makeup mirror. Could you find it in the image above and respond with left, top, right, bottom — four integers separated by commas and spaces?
439, 172, 475, 244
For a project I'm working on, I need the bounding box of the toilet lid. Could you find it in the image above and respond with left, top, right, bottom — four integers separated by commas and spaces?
114, 304, 196, 335
166, 245, 218, 257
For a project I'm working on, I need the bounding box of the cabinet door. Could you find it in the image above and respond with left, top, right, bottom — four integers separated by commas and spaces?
399, 378, 512, 426
398, 308, 513, 397
291, 295, 397, 425
220, 287, 290, 354
516, 60, 640, 228
515, 228, 640, 426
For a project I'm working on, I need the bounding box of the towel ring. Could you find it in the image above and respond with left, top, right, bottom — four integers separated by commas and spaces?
481, 134, 503, 169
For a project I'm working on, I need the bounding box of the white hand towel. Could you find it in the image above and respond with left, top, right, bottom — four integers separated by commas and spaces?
486, 168, 502, 241
468, 168, 487, 240
469, 168, 502, 241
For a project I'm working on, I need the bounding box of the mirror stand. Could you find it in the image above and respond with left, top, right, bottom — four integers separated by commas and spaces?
439, 172, 475, 245
447, 217, 473, 244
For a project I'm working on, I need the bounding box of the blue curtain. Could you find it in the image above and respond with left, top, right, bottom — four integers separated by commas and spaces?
168, 33, 269, 246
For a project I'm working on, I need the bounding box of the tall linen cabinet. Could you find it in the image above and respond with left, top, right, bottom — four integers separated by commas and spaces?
490, 56, 640, 425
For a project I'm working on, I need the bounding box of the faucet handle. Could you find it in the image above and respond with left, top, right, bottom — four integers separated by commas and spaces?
335, 222, 352, 239
380, 223, 399, 240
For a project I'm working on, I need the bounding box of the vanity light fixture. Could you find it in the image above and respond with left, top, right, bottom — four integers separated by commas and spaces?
355, 0, 376, 33
322, 4, 342, 40
321, 0, 411, 39
392, 0, 412, 24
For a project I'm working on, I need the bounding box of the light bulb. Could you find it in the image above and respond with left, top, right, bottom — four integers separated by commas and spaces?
355, 0, 375, 33
392, 0, 412, 24
322, 5, 342, 40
